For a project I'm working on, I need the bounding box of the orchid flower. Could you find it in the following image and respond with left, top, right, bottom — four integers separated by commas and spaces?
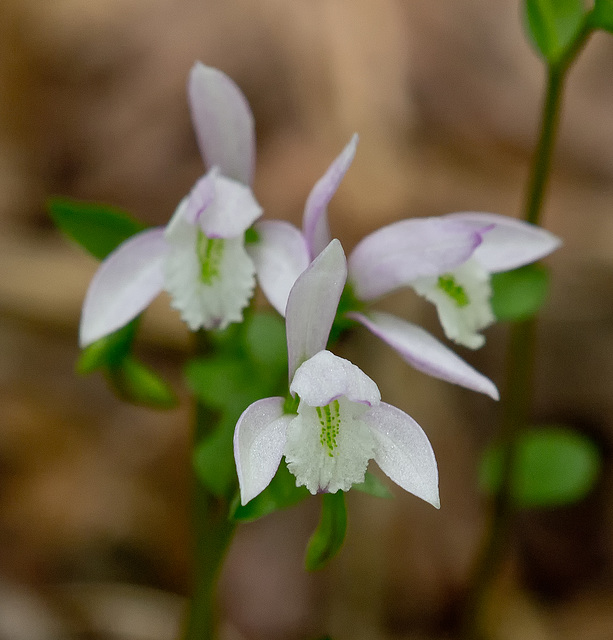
249, 136, 561, 400
234, 239, 439, 508
80, 62, 262, 347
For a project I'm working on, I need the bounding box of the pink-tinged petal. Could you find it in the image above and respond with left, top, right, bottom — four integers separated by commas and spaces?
286, 239, 347, 381
290, 350, 380, 407
247, 220, 310, 316
234, 397, 293, 505
302, 134, 358, 257
79, 229, 167, 347
188, 62, 256, 185
445, 212, 562, 273
348, 217, 483, 301
180, 169, 217, 226
349, 312, 499, 400
365, 402, 440, 508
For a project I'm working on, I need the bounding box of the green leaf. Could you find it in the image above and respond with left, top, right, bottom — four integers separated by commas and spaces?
490, 263, 550, 322
524, 0, 586, 63
352, 471, 393, 499
230, 461, 309, 522
193, 416, 237, 497
48, 197, 146, 260
185, 357, 253, 410
479, 425, 602, 508
243, 312, 287, 371
107, 356, 178, 409
591, 0, 613, 32
77, 319, 139, 373
305, 491, 347, 571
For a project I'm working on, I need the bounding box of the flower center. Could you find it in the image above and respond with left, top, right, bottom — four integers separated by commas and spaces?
197, 232, 225, 285
437, 274, 469, 307
316, 399, 341, 457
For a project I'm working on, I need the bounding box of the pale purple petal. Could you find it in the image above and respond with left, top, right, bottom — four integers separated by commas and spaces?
188, 62, 256, 185
79, 229, 167, 347
179, 169, 217, 226
445, 212, 562, 273
247, 220, 310, 316
286, 239, 347, 382
302, 134, 358, 257
349, 311, 499, 400
290, 350, 380, 407
348, 217, 483, 301
365, 402, 440, 508
234, 397, 293, 505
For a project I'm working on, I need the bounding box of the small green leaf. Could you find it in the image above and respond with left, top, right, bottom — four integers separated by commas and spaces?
352, 471, 393, 499
48, 197, 146, 260
305, 491, 347, 571
107, 356, 178, 409
243, 312, 287, 371
591, 0, 613, 32
479, 425, 602, 508
185, 357, 252, 409
230, 461, 309, 522
77, 319, 139, 373
193, 417, 237, 497
490, 263, 550, 322
524, 0, 586, 63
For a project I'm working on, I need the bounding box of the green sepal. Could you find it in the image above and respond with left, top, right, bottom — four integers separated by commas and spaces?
490, 263, 550, 322
479, 425, 602, 508
591, 0, 613, 32
230, 461, 309, 522
305, 491, 347, 571
48, 196, 146, 260
524, 0, 586, 63
352, 471, 393, 499
77, 319, 140, 374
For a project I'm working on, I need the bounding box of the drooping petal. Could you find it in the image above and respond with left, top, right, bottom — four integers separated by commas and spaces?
348, 217, 484, 301
349, 311, 499, 399
286, 239, 347, 381
290, 350, 381, 408
79, 228, 167, 347
364, 402, 440, 508
247, 220, 310, 316
445, 212, 562, 273
188, 62, 256, 185
302, 134, 358, 257
234, 397, 293, 505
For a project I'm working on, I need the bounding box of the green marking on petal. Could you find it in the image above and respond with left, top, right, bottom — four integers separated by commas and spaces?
197, 232, 225, 285
438, 274, 470, 307
317, 399, 341, 457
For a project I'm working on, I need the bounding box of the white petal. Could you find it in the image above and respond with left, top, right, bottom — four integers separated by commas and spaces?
302, 134, 358, 257
365, 402, 440, 508
79, 228, 167, 347
290, 350, 381, 407
286, 239, 347, 381
445, 212, 562, 273
348, 217, 483, 301
234, 397, 293, 505
349, 311, 499, 399
247, 220, 310, 316
188, 62, 256, 185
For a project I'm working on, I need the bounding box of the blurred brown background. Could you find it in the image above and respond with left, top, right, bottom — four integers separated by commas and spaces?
1, 1, 613, 639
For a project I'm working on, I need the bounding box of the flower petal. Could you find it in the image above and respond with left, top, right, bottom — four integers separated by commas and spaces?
364, 402, 440, 508
290, 350, 381, 408
286, 239, 347, 381
234, 397, 293, 505
188, 62, 256, 185
79, 228, 167, 347
247, 220, 310, 316
302, 134, 358, 257
445, 212, 562, 273
348, 217, 483, 301
349, 311, 499, 399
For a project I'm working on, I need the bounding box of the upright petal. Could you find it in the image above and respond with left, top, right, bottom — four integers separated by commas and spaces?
247, 220, 310, 316
349, 311, 499, 399
286, 239, 347, 381
79, 228, 167, 347
445, 212, 562, 273
234, 397, 293, 505
302, 134, 358, 257
348, 217, 484, 301
364, 402, 440, 508
188, 62, 256, 185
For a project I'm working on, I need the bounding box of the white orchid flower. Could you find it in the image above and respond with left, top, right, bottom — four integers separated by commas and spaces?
80, 62, 262, 346
234, 239, 440, 508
